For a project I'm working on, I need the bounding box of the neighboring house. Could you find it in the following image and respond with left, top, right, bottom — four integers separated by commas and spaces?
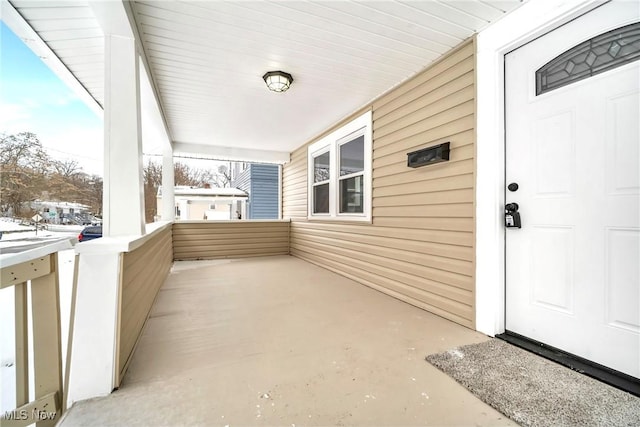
231, 163, 279, 219
31, 200, 92, 224
157, 186, 248, 221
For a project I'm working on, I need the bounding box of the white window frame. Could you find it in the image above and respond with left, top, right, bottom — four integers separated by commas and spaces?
310, 146, 331, 217
307, 110, 372, 222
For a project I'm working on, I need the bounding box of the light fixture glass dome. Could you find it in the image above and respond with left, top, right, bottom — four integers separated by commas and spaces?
262, 71, 293, 92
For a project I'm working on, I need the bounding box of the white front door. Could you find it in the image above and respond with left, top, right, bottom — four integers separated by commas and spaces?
505, 1, 640, 378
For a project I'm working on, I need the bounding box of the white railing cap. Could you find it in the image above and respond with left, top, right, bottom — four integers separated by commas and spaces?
75, 221, 173, 255
0, 238, 76, 268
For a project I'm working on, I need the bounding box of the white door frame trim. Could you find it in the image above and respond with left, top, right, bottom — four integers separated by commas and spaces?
474, 0, 605, 336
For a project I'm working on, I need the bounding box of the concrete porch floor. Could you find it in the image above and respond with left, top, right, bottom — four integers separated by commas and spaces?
61, 255, 516, 426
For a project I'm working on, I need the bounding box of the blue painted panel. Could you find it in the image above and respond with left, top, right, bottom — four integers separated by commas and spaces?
249, 164, 279, 219
230, 164, 279, 219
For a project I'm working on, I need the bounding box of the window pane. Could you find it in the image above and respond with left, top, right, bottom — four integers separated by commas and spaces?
313, 183, 330, 214
314, 152, 330, 183
340, 135, 364, 176
536, 22, 640, 95
339, 175, 363, 213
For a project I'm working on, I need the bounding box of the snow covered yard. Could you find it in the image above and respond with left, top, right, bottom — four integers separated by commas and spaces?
0, 218, 32, 231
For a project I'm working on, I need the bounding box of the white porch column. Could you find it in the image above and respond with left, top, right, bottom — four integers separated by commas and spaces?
67, 33, 145, 407
67, 1, 154, 409
161, 148, 175, 221
103, 34, 145, 236
179, 200, 189, 220
66, 249, 122, 404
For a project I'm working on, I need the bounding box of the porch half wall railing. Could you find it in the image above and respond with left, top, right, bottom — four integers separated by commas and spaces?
172, 220, 290, 260
0, 239, 74, 427
67, 222, 173, 404
117, 225, 173, 384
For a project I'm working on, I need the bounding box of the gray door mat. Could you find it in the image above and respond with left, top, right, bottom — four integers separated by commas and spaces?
426, 338, 640, 427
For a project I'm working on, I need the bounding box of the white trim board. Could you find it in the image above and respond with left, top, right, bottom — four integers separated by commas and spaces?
173, 142, 290, 164
474, 0, 604, 336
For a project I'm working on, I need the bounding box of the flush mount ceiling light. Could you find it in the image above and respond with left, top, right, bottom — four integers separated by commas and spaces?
262, 71, 293, 93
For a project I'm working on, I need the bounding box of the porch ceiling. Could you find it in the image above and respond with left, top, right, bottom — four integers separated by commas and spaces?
7, 0, 524, 160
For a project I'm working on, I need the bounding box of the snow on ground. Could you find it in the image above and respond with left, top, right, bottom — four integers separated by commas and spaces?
1, 231, 77, 412
1, 224, 82, 246
0, 220, 82, 235
1, 219, 83, 243
0, 218, 34, 233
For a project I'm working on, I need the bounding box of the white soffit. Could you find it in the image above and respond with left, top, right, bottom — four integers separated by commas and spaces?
6, 0, 525, 156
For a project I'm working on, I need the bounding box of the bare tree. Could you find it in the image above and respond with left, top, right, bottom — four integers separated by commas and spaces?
216, 163, 232, 188
85, 174, 103, 215
0, 132, 107, 218
174, 162, 200, 187
143, 161, 163, 222
0, 132, 51, 216
53, 158, 81, 177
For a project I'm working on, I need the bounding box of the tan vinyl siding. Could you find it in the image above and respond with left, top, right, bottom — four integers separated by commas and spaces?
282, 148, 308, 219
173, 220, 290, 260
283, 39, 476, 328
119, 224, 173, 380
